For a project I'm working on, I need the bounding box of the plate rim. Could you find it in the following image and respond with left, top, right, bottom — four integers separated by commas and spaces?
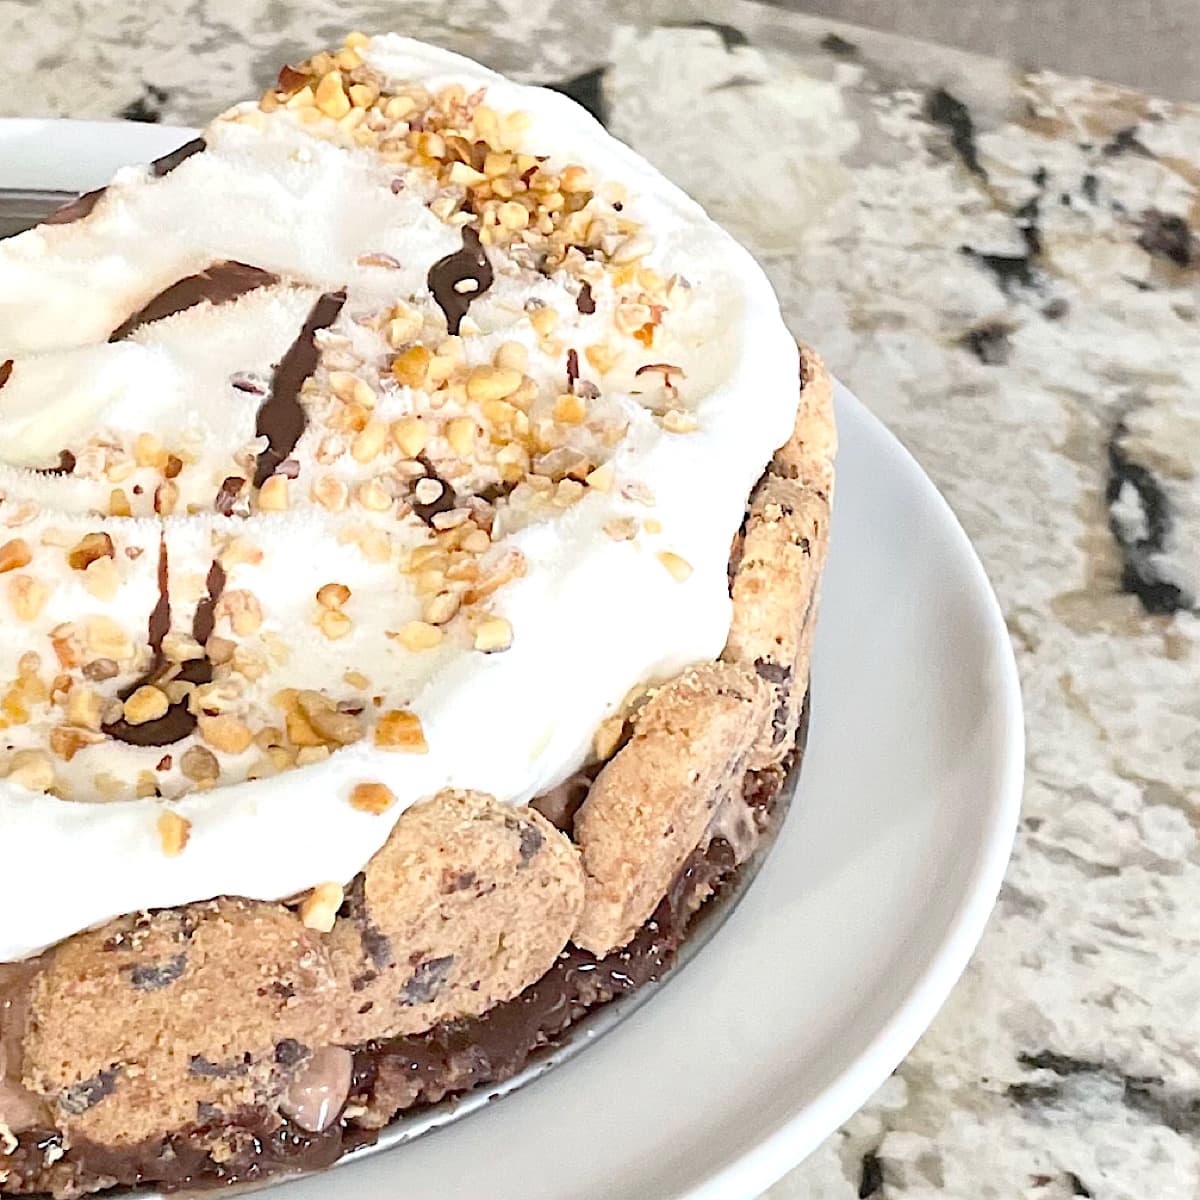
0, 117, 1025, 1200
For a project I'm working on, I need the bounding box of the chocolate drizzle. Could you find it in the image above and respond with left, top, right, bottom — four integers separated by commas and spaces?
109, 262, 277, 342
151, 137, 206, 177
41, 137, 205, 228
253, 290, 346, 487
30, 450, 76, 477
100, 546, 224, 748
427, 227, 493, 335
411, 457, 456, 526
192, 561, 227, 645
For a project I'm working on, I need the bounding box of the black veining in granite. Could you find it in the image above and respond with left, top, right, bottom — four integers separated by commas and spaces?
925, 88, 986, 180
544, 67, 608, 127
857, 1150, 883, 1197
119, 84, 169, 123
960, 320, 1014, 365
1106, 422, 1191, 614
663, 20, 748, 51
1138, 209, 1197, 268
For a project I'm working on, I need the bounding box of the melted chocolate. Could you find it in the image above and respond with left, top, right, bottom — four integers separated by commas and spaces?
109, 262, 277, 342
7, 715, 808, 1196
253, 290, 346, 487
42, 188, 106, 226
30, 450, 76, 477
427, 227, 493, 335
191, 561, 226, 645
151, 137, 207, 177
410, 457, 456, 526
101, 539, 200, 748
40, 138, 205, 229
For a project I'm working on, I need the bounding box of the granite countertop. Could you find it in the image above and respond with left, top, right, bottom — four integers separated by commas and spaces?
4, 0, 1198, 1196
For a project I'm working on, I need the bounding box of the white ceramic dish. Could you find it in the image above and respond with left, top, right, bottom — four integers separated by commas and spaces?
0, 118, 1024, 1200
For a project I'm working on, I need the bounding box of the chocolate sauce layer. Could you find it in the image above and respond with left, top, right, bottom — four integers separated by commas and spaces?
4, 712, 806, 1198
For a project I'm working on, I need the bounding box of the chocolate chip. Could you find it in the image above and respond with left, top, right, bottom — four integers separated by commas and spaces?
518, 823, 544, 866
0, 360, 11, 390
753, 659, 792, 686
125, 953, 187, 991
576, 282, 596, 314
566, 347, 580, 392
398, 956, 455, 1006
275, 1040, 309, 1068
60, 1069, 119, 1115
411, 458, 457, 525
189, 1054, 250, 1078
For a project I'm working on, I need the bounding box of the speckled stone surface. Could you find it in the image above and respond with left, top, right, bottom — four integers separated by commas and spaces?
2, 1, 1198, 1197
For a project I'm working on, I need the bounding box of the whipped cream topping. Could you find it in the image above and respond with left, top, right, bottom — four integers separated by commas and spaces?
0, 35, 798, 961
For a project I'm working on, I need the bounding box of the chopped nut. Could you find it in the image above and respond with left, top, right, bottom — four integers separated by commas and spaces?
154, 480, 179, 516
163, 632, 205, 662
67, 686, 104, 731
286, 710, 323, 747
392, 345, 432, 388
124, 685, 170, 725
351, 418, 388, 462
83, 556, 120, 601
375, 708, 428, 753
67, 532, 114, 571
350, 781, 396, 814
206, 636, 236, 665
473, 615, 513, 653
657, 550, 693, 581
593, 715, 626, 761
344, 669, 370, 689
50, 725, 104, 762
296, 745, 332, 765
553, 393, 587, 423
9, 574, 49, 622
180, 745, 220, 784
156, 810, 191, 857
133, 433, 168, 469
661, 409, 699, 434
423, 590, 461, 625
319, 609, 353, 639
82, 657, 118, 682
357, 478, 393, 511
258, 474, 290, 511
5, 749, 55, 792
84, 616, 133, 660
312, 475, 349, 512
466, 365, 523, 403
604, 517, 638, 541
299, 882, 344, 933
316, 582, 351, 610
391, 416, 429, 457
586, 461, 615, 492
314, 70, 351, 119
198, 714, 254, 754
0, 538, 31, 574
445, 416, 478, 455
217, 590, 263, 637
394, 620, 445, 651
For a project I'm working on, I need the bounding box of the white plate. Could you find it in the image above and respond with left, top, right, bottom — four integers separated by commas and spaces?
0, 119, 1024, 1200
